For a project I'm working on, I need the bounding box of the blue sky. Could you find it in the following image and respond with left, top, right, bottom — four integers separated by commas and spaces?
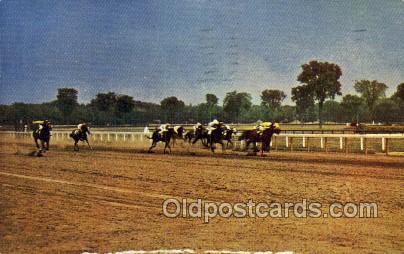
1, 0, 403, 105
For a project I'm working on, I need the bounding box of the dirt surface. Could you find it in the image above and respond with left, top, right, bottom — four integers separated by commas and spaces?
0, 142, 403, 254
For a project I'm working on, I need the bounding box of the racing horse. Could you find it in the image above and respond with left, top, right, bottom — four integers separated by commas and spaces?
69, 124, 92, 151
207, 125, 227, 153
171, 126, 186, 147
191, 126, 209, 147
223, 127, 237, 149
148, 127, 175, 154
239, 123, 281, 156
33, 120, 52, 155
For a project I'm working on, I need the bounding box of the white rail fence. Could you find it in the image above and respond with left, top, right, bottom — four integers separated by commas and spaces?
2, 131, 404, 155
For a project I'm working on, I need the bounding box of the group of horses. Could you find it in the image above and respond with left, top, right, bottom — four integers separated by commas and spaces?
147, 123, 281, 156
32, 122, 91, 155
32, 122, 281, 156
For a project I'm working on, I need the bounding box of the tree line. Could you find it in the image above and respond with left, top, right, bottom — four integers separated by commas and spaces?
1, 60, 403, 128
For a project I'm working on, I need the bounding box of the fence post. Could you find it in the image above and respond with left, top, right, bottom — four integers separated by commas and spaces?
320, 137, 324, 149
285, 136, 289, 148
339, 137, 343, 150
302, 137, 306, 148
123, 134, 126, 142
381, 137, 385, 151
115, 133, 118, 141
364, 138, 368, 155
360, 137, 364, 151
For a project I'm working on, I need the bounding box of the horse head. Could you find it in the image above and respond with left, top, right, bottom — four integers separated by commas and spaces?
82, 124, 90, 134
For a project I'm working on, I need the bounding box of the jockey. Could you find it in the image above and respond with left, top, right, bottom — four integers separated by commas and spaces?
207, 119, 220, 135
256, 121, 272, 134
173, 125, 181, 134
77, 123, 90, 139
193, 122, 203, 132
159, 123, 171, 134
33, 120, 49, 131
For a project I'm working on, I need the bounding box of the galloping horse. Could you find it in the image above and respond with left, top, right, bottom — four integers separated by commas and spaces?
184, 130, 195, 144
33, 120, 52, 155
148, 127, 175, 154
239, 123, 281, 156
223, 128, 237, 149
69, 124, 92, 151
207, 125, 227, 153
192, 126, 209, 147
171, 126, 186, 147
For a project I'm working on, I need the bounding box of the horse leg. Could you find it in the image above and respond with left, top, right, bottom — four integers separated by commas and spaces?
74, 140, 79, 151
86, 139, 92, 150
165, 141, 172, 154
261, 143, 265, 156
148, 142, 156, 153
244, 140, 251, 151
45, 139, 50, 151
192, 137, 200, 146
40, 139, 46, 153
210, 141, 215, 153
220, 141, 225, 153
227, 140, 233, 149
34, 138, 40, 149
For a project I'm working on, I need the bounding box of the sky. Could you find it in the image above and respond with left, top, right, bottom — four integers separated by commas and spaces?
1, 0, 403, 105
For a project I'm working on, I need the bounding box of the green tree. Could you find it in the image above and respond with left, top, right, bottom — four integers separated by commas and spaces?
223, 91, 252, 122
392, 83, 404, 121
392, 83, 404, 101
116, 95, 135, 114
261, 89, 286, 109
296, 60, 342, 126
206, 94, 219, 106
322, 100, 343, 123
90, 92, 117, 111
340, 94, 366, 123
354, 80, 388, 121
291, 85, 315, 122
205, 93, 219, 121
374, 99, 400, 124
56, 88, 78, 120
160, 96, 185, 123
278, 105, 296, 122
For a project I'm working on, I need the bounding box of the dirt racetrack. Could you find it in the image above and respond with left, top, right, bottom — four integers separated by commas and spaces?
0, 141, 403, 254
